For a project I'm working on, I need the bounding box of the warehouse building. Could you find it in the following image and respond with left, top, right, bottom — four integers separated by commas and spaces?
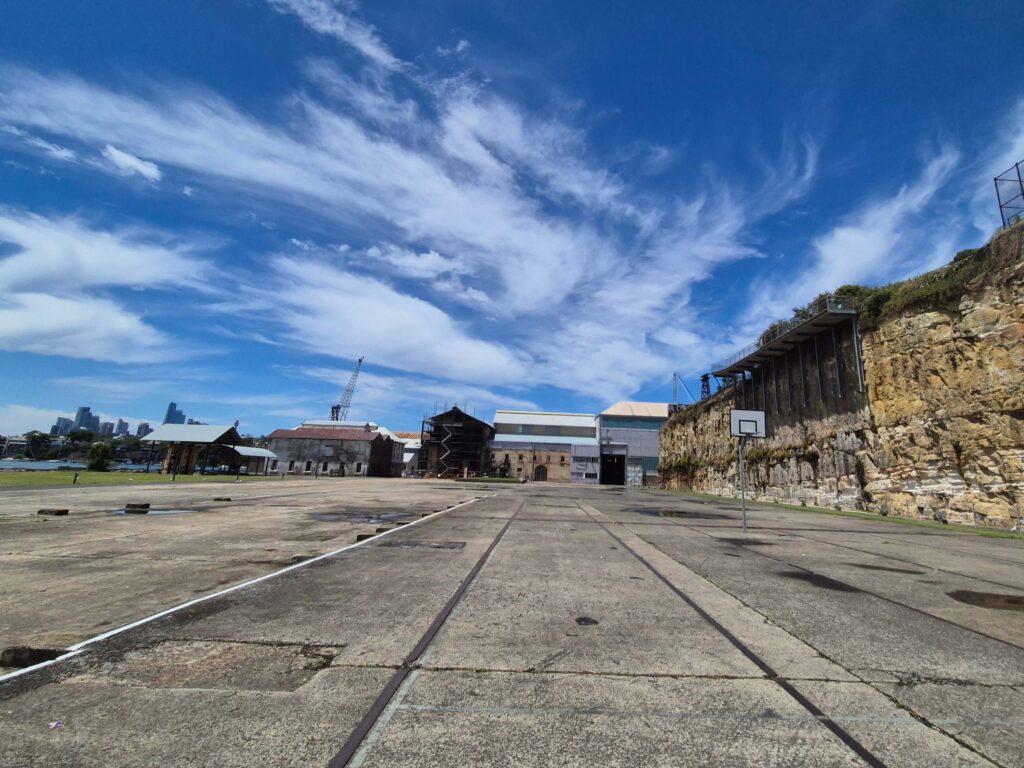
491, 410, 599, 483
299, 420, 405, 476
597, 401, 669, 486
267, 425, 397, 477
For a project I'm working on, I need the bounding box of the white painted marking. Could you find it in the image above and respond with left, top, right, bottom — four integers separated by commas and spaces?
0, 495, 491, 685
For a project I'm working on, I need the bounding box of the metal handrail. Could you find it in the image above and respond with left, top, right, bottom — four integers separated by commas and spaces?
711, 293, 856, 373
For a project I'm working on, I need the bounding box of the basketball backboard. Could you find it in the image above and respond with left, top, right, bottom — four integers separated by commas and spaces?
730, 409, 766, 438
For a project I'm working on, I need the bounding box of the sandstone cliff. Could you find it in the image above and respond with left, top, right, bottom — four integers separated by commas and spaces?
661, 225, 1024, 528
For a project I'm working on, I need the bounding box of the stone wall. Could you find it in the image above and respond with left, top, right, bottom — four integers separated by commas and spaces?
661, 226, 1024, 528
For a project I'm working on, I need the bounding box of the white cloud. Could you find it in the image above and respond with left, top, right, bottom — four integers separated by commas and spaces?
102, 144, 162, 181
437, 39, 471, 57
300, 367, 537, 424
1, 124, 76, 161
0, 64, 818, 398
265, 0, 400, 70
258, 257, 527, 383
362, 243, 469, 279
0, 209, 205, 292
747, 146, 960, 326
0, 209, 207, 364
0, 292, 173, 363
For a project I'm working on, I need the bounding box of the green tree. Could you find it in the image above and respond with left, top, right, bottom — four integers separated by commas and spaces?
86, 442, 114, 472
23, 431, 51, 459
68, 429, 95, 443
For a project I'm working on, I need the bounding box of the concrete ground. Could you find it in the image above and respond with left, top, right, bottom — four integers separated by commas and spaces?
2, 482, 1022, 767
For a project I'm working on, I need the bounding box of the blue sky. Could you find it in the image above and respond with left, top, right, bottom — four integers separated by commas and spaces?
1, 0, 1022, 435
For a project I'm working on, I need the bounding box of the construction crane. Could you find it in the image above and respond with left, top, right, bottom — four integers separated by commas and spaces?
330, 356, 364, 421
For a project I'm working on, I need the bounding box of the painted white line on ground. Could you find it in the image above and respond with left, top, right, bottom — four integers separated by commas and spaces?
0, 495, 491, 685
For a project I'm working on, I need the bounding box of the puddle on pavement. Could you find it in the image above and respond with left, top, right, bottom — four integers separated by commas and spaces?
376, 541, 466, 550
947, 590, 1024, 611
575, 616, 599, 626
312, 510, 412, 524
778, 570, 862, 592
847, 563, 926, 575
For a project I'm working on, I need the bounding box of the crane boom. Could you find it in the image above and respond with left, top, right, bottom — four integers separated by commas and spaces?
330, 356, 364, 421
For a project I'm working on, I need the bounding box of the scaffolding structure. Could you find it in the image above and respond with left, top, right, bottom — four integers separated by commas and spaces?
418, 406, 494, 478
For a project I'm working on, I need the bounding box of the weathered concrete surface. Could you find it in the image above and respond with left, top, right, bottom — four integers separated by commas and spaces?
0, 478, 476, 661
2, 485, 1022, 766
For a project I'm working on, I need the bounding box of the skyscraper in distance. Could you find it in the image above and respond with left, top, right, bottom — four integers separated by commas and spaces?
163, 402, 186, 424
72, 406, 92, 431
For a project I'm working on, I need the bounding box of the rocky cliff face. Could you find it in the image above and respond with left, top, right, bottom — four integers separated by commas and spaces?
661, 226, 1024, 528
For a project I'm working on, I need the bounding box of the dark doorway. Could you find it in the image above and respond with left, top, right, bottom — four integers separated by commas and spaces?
600, 454, 625, 485
533, 465, 548, 481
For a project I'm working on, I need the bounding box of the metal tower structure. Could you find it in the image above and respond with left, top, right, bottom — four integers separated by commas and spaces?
700, 374, 711, 400
330, 356, 364, 421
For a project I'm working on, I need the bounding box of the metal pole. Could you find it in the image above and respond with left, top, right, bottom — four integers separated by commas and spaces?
995, 177, 1006, 228
739, 436, 748, 533
144, 441, 156, 473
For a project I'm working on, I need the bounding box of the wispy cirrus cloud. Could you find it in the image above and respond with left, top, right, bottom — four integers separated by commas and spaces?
747, 146, 960, 327
0, 44, 817, 397
102, 144, 162, 181
265, 0, 400, 70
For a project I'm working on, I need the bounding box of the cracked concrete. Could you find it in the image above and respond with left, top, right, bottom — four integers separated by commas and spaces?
2, 484, 1022, 766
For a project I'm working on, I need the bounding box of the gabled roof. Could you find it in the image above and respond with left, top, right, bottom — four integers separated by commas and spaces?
392, 431, 421, 440
601, 401, 669, 418
267, 427, 383, 442
142, 424, 241, 444
231, 446, 277, 459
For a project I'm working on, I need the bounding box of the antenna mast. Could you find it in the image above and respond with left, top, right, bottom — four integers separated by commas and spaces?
330, 356, 365, 421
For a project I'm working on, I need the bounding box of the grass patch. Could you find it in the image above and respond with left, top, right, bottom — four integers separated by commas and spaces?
0, 471, 275, 488
643, 487, 1024, 540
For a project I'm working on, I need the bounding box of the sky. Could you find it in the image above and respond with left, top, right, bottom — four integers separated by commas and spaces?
1, 0, 1023, 436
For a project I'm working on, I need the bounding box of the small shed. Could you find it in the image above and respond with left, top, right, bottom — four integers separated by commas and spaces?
141, 424, 276, 475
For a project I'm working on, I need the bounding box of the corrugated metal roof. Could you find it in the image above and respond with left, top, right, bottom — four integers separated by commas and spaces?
601, 401, 669, 418
491, 434, 599, 447
493, 411, 596, 429
392, 431, 421, 440
142, 425, 240, 444
268, 427, 381, 442
230, 446, 277, 459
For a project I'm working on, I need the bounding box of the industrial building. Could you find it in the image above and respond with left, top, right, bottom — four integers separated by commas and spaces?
267, 424, 398, 477
597, 401, 669, 486
298, 420, 405, 476
491, 410, 599, 483
418, 406, 494, 478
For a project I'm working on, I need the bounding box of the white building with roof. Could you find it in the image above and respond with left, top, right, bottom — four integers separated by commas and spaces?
491, 410, 599, 483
